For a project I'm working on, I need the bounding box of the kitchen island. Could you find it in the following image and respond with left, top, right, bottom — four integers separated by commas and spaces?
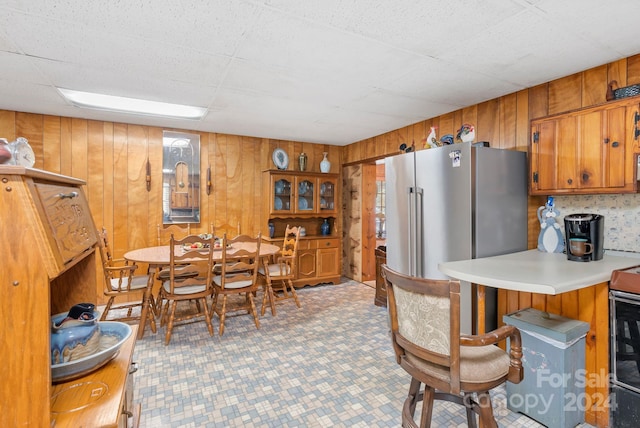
439, 249, 640, 428
439, 249, 640, 295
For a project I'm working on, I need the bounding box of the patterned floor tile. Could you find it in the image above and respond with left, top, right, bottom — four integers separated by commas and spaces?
131, 280, 595, 427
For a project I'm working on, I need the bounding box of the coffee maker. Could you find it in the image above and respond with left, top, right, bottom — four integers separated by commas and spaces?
564, 213, 604, 262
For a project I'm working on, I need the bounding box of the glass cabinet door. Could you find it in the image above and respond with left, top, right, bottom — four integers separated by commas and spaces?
272, 176, 292, 213
296, 178, 315, 213
319, 178, 337, 214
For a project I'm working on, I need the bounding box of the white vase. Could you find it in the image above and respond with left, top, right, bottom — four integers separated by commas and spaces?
320, 152, 331, 173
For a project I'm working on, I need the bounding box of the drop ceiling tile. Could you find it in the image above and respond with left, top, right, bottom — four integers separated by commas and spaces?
234, 7, 423, 85
265, 0, 528, 57
437, 8, 619, 87
0, 1, 261, 57
0, 51, 50, 84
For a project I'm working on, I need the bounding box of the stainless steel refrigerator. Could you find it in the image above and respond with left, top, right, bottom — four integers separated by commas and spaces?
385, 142, 528, 334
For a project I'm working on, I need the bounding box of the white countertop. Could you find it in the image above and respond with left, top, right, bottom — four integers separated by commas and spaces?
438, 249, 640, 295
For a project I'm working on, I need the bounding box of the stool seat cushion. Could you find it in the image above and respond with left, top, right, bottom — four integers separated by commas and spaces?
405, 344, 510, 384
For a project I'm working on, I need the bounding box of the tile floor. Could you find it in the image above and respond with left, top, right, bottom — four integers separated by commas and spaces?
130, 279, 596, 427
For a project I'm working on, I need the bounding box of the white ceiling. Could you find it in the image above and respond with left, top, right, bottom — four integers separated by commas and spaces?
1, 0, 639, 146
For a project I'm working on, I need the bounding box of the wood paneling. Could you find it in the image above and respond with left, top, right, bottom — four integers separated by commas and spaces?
0, 112, 341, 308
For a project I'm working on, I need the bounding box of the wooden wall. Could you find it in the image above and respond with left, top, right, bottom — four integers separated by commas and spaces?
0, 112, 342, 303
342, 164, 377, 282
341, 54, 640, 427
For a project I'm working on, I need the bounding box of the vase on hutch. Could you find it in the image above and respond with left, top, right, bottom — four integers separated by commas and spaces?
321, 218, 331, 236
320, 152, 331, 173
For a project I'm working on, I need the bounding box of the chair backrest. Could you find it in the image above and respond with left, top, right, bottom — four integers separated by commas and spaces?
167, 234, 215, 294
282, 225, 300, 256
382, 264, 462, 392
218, 233, 261, 290
97, 227, 115, 266
277, 225, 300, 276
97, 227, 140, 292
212, 222, 241, 239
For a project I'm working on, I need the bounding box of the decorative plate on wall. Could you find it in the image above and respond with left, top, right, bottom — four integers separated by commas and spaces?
272, 148, 289, 170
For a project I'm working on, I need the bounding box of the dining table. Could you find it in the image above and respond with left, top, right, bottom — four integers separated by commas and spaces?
124, 240, 281, 339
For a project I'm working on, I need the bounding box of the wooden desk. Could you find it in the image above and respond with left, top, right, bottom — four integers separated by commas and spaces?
124, 242, 281, 338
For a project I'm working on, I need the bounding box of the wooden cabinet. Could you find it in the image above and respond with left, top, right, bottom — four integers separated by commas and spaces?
0, 166, 138, 427
263, 170, 341, 286
529, 97, 640, 195
374, 247, 387, 307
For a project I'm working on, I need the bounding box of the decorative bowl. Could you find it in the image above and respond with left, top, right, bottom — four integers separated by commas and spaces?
51, 319, 132, 383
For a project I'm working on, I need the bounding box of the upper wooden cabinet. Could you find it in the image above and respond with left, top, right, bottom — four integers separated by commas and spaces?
529, 97, 640, 195
266, 170, 338, 217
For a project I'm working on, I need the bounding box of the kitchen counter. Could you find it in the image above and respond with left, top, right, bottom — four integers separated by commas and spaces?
438, 249, 640, 294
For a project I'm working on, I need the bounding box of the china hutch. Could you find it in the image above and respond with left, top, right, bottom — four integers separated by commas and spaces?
262, 170, 341, 287
0, 166, 138, 427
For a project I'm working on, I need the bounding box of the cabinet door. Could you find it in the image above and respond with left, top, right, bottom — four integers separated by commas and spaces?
295, 177, 315, 213
604, 105, 627, 188
271, 174, 293, 213
297, 249, 317, 280
530, 102, 633, 195
578, 110, 604, 189
317, 238, 340, 277
317, 247, 340, 277
318, 177, 337, 214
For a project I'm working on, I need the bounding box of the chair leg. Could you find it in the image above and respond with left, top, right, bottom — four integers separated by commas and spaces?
218, 295, 227, 336
475, 391, 497, 428
100, 297, 116, 321
419, 385, 435, 428
463, 393, 477, 428
201, 297, 214, 337
146, 299, 157, 334
160, 296, 169, 327
261, 282, 276, 316
164, 300, 177, 345
210, 290, 219, 318
287, 279, 301, 308
247, 292, 260, 329
406, 377, 421, 419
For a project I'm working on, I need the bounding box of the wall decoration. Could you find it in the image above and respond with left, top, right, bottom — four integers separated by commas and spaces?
162, 131, 200, 224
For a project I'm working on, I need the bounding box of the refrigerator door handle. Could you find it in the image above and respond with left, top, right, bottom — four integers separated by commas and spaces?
415, 187, 424, 277
408, 187, 416, 276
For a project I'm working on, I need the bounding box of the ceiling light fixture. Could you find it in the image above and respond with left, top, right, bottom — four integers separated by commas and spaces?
57, 88, 207, 120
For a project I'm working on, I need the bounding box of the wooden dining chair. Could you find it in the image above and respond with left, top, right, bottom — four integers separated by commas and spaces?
211, 221, 241, 238
211, 233, 262, 336
157, 234, 215, 345
382, 265, 524, 428
97, 228, 155, 333
258, 224, 301, 316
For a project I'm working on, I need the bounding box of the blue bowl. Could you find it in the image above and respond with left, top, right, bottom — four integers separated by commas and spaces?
51, 315, 132, 383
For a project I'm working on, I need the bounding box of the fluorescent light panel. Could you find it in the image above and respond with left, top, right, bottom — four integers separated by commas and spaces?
57, 88, 207, 120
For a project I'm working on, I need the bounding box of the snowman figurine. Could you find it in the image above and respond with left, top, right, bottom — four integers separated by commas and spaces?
537, 196, 565, 253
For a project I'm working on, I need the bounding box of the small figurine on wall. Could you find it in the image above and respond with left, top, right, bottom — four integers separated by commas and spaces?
423, 126, 439, 149
537, 196, 565, 253
456, 123, 475, 143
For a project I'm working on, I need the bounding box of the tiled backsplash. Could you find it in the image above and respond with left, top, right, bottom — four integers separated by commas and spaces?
552, 194, 640, 253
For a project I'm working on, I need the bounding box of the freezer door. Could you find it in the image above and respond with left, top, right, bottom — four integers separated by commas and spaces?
385, 151, 416, 275
415, 144, 473, 279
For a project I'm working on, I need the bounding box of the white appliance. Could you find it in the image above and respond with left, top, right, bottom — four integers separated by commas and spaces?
385, 142, 528, 334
